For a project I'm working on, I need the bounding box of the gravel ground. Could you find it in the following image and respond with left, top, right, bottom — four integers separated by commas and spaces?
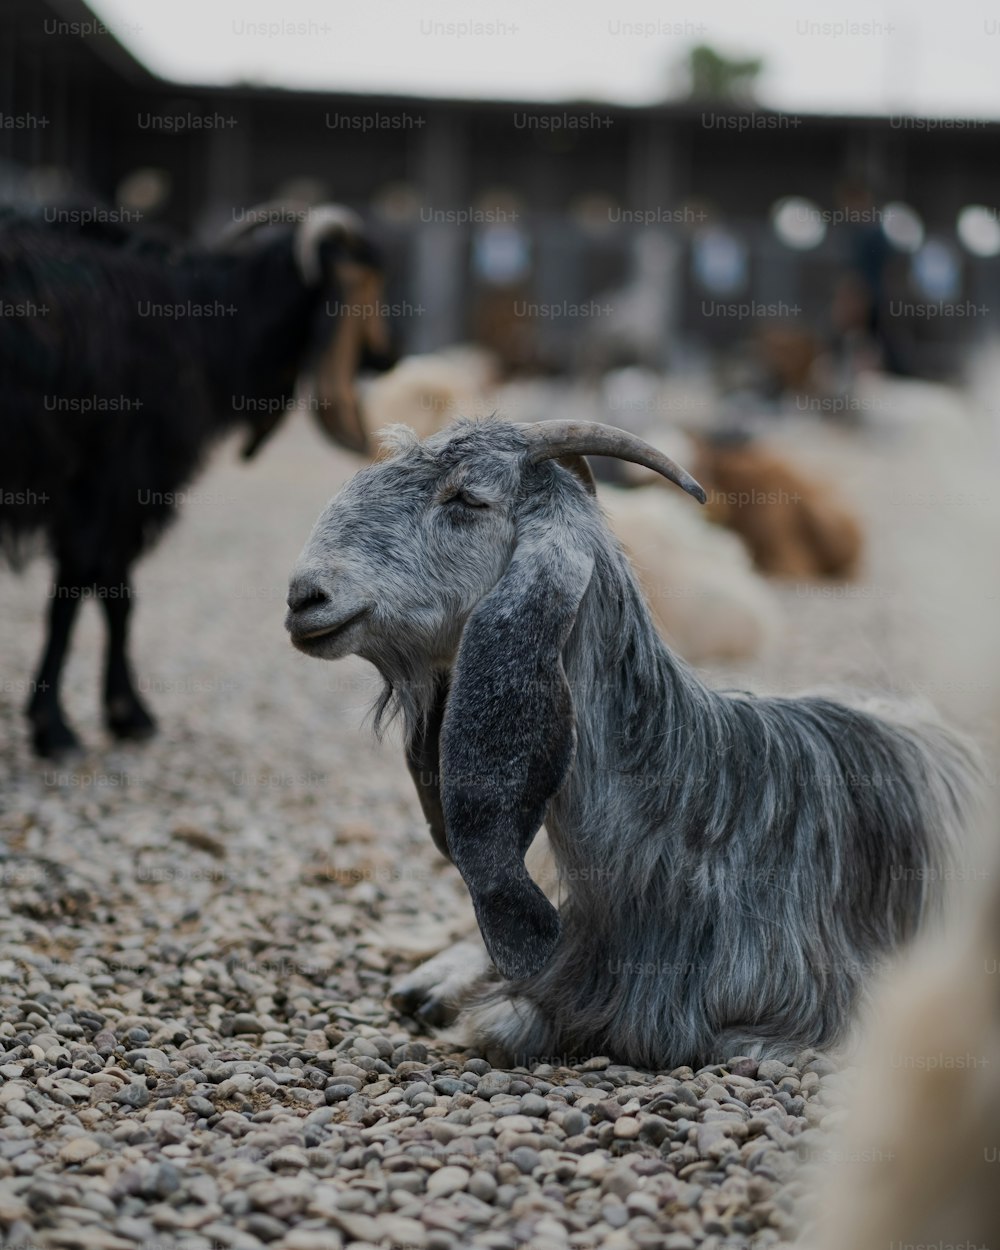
1, 384, 997, 1250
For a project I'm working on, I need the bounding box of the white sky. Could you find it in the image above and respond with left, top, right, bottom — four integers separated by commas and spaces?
87, 0, 1000, 118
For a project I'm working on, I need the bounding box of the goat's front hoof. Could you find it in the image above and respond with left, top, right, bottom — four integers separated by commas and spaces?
390, 978, 461, 1028
30, 718, 83, 759
390, 939, 493, 1027
105, 697, 157, 741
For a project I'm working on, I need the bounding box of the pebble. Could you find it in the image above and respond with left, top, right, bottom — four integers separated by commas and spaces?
477, 1072, 513, 1098
519, 1094, 549, 1118
114, 1084, 150, 1108
468, 1171, 498, 1203
509, 1146, 540, 1174
230, 1013, 266, 1034
426, 1166, 470, 1197
58, 1137, 101, 1163
757, 1059, 796, 1083
559, 1108, 589, 1136
325, 1084, 359, 1104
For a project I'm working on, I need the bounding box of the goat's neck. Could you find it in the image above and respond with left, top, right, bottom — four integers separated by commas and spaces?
182, 243, 317, 428
551, 544, 712, 847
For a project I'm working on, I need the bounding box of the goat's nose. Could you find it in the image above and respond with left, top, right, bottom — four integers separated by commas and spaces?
286, 573, 329, 613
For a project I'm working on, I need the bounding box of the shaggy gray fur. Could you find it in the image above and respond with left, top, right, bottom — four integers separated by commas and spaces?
286, 417, 979, 1069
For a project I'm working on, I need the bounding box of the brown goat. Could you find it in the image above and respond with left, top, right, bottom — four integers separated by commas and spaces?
693, 435, 864, 580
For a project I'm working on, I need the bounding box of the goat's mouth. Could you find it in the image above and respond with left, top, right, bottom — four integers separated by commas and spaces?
287, 606, 371, 657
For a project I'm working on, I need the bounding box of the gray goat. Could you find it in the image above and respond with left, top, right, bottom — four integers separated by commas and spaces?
285, 417, 978, 1069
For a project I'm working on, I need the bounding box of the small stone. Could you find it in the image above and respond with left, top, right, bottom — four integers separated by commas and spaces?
376, 1216, 426, 1247
757, 1059, 794, 1083
601, 1166, 640, 1198
115, 1084, 150, 1108
519, 1094, 549, 1118
325, 1083, 358, 1104
576, 1153, 609, 1180
726, 1056, 758, 1078
386, 1172, 423, 1193
509, 1146, 540, 1174
0, 1197, 29, 1224
283, 1231, 344, 1250
477, 1071, 512, 1098
390, 1041, 427, 1064
626, 1192, 660, 1218
613, 1116, 640, 1139
245, 1213, 289, 1241
172, 824, 226, 857
217, 1073, 255, 1098
269, 1145, 309, 1170
433, 1078, 471, 1097
559, 1108, 589, 1136
467, 1171, 497, 1203
494, 1114, 533, 1134
58, 1137, 101, 1163
230, 1013, 266, 1034
143, 1162, 181, 1199
426, 1166, 470, 1197
638, 1115, 670, 1146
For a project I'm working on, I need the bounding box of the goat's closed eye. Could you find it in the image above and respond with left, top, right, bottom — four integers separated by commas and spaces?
444, 490, 490, 510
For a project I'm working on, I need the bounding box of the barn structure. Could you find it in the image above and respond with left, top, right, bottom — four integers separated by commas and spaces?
4, 0, 999, 375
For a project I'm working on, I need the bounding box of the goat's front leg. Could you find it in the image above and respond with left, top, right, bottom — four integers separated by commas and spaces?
26, 565, 84, 757
391, 831, 560, 1032
101, 572, 156, 740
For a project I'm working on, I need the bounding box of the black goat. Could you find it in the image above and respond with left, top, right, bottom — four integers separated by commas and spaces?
0, 204, 392, 756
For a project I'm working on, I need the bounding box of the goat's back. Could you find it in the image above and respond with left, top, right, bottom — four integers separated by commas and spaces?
0, 219, 215, 565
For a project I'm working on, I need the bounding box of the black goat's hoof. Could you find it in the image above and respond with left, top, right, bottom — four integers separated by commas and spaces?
105, 698, 157, 741
30, 719, 83, 759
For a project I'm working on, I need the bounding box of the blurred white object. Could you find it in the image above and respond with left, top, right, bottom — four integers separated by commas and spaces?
601, 484, 783, 664
802, 829, 999, 1250
362, 347, 498, 439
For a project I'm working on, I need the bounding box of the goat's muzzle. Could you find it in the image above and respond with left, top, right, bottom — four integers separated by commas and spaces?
285, 571, 372, 656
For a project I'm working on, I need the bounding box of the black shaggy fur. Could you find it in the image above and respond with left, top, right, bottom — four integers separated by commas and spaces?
0, 209, 388, 755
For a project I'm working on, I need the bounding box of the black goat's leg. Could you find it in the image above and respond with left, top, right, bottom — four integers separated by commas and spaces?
101, 574, 156, 741
26, 572, 83, 757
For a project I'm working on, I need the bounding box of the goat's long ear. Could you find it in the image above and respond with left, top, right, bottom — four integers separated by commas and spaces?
438, 509, 594, 980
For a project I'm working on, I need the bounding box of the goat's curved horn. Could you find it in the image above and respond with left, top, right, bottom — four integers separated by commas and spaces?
523, 420, 707, 503
215, 203, 365, 284
213, 201, 299, 247
294, 205, 365, 285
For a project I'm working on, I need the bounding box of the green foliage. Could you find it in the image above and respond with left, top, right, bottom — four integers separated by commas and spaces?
683, 43, 764, 103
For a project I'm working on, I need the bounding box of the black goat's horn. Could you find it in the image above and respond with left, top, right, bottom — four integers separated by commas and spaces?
293, 205, 366, 284
213, 201, 298, 247
522, 420, 707, 503
214, 203, 365, 285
